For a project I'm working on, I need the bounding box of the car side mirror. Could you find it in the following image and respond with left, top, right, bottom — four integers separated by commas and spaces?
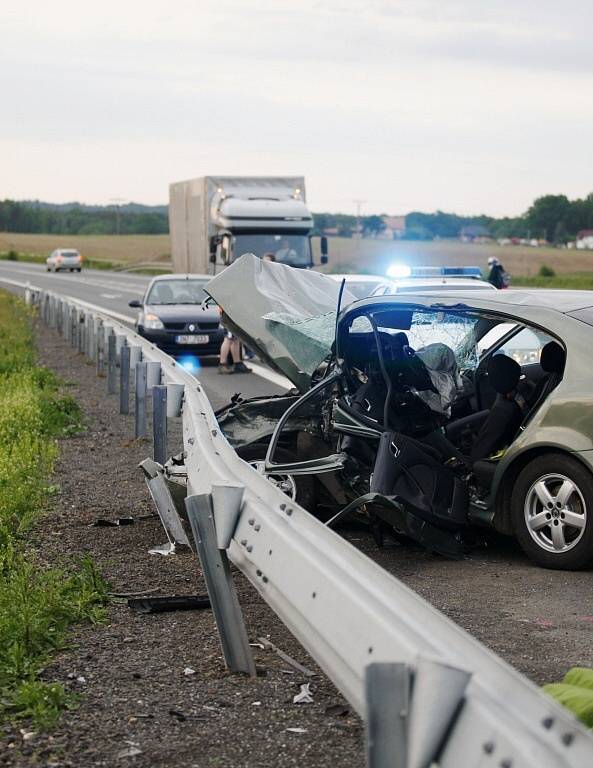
320, 236, 328, 256
128, 299, 142, 308
320, 254, 328, 265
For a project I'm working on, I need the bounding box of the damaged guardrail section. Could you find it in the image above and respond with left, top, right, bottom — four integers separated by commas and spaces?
20, 282, 593, 768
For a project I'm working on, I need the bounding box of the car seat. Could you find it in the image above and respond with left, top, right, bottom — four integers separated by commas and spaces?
470, 354, 523, 462
527, 340, 565, 409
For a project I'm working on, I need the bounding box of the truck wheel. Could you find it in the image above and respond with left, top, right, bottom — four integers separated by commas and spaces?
236, 444, 316, 512
511, 453, 593, 570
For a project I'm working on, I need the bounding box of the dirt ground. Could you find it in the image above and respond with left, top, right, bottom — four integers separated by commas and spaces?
3, 322, 593, 766
1, 324, 363, 768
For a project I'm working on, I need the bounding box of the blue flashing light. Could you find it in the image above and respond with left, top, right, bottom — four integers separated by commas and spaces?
178, 355, 201, 374
386, 263, 412, 279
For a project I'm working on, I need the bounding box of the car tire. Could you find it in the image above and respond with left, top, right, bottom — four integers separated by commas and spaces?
512, 453, 593, 570
236, 444, 316, 512
77, 268, 82, 272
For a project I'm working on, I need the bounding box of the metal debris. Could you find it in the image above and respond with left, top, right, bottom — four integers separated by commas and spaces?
257, 637, 315, 678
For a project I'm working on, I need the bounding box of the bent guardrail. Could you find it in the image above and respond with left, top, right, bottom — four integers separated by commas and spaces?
9, 278, 593, 768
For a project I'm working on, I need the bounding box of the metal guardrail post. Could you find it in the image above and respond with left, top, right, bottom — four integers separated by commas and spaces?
166, 382, 185, 417
366, 663, 410, 768
120, 345, 131, 415
185, 493, 256, 677
107, 333, 117, 393
87, 315, 95, 360
146, 361, 161, 390
71, 308, 78, 348
135, 361, 148, 438
96, 321, 105, 374
115, 333, 126, 365
78, 312, 86, 353
152, 385, 167, 465
128, 345, 142, 372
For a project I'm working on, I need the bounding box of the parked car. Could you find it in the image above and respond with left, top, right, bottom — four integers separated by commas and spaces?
206, 254, 593, 570
330, 267, 495, 303
129, 274, 224, 358
46, 248, 82, 272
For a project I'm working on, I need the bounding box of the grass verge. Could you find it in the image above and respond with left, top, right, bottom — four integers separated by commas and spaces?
0, 290, 108, 728
513, 272, 593, 290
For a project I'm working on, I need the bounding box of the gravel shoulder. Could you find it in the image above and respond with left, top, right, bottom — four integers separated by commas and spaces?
1, 323, 363, 768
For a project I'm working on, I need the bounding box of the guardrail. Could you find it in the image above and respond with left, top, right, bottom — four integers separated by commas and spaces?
9, 278, 593, 768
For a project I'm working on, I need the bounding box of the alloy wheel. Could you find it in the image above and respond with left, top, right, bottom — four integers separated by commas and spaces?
524, 473, 587, 553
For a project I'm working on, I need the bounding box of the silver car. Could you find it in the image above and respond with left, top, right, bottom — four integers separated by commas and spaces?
46, 249, 83, 272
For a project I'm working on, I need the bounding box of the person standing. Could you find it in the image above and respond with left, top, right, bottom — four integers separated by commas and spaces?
487, 256, 508, 289
218, 307, 252, 374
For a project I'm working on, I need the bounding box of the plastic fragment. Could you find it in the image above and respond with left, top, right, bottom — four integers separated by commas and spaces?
183, 667, 196, 676
117, 747, 142, 759
293, 683, 313, 704
286, 727, 307, 734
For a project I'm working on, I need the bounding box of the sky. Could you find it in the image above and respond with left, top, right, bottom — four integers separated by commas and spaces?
1, 0, 593, 216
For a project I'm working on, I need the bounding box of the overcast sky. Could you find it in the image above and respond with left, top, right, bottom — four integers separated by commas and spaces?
1, 0, 592, 216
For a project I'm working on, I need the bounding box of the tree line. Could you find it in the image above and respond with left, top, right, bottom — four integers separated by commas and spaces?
2, 193, 593, 242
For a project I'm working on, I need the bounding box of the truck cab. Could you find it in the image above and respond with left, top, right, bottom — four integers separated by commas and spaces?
169, 176, 328, 274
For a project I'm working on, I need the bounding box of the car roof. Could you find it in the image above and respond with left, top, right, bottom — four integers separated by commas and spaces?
328, 274, 386, 282
385, 277, 494, 291
342, 288, 593, 317
150, 273, 211, 281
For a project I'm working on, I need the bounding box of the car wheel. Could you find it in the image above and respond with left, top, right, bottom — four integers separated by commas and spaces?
512, 453, 593, 569
236, 444, 316, 511
77, 268, 82, 272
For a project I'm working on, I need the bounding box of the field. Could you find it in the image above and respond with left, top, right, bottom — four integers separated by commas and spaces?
3, 232, 593, 279
316, 238, 593, 278
0, 232, 171, 265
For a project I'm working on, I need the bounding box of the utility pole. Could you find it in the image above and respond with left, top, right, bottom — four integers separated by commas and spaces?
352, 199, 366, 238
110, 197, 127, 235
352, 199, 366, 259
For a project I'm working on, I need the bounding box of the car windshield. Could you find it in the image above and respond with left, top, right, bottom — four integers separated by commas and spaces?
350, 309, 482, 369
232, 234, 312, 268
146, 279, 209, 305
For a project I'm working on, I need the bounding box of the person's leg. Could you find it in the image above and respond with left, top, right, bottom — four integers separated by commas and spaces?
231, 339, 252, 373
218, 336, 234, 374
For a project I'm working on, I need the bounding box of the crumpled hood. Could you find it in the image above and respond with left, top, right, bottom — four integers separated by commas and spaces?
205, 254, 356, 391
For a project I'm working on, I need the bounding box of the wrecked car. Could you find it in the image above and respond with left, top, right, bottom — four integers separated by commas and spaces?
206, 254, 593, 570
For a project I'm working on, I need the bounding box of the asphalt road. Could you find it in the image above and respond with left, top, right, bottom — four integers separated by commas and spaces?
0, 260, 286, 409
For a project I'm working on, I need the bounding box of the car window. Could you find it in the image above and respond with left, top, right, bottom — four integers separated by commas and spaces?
350, 310, 481, 369
496, 326, 555, 365
147, 279, 209, 305
407, 311, 480, 369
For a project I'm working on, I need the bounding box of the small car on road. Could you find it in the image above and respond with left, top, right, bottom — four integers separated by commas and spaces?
46, 248, 83, 272
129, 274, 224, 358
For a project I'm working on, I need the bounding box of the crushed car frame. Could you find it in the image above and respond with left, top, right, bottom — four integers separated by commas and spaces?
208, 254, 593, 570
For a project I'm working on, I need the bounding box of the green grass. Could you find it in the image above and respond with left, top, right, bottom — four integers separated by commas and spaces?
0, 291, 107, 728
513, 272, 593, 290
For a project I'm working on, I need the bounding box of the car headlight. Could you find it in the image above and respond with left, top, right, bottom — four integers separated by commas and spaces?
143, 313, 164, 330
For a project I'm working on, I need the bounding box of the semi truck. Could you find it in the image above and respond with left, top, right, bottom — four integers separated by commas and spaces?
168, 176, 328, 274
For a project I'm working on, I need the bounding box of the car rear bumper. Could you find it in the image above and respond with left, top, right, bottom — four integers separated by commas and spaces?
139, 328, 225, 357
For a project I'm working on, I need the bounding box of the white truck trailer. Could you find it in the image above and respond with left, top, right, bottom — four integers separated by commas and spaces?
168, 176, 328, 274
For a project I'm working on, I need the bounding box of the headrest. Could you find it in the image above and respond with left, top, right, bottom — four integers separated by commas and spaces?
540, 341, 565, 374
488, 354, 520, 395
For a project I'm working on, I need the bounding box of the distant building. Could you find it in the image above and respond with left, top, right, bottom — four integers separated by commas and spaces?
381, 215, 406, 240
459, 224, 493, 243
322, 227, 340, 237
576, 229, 593, 250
